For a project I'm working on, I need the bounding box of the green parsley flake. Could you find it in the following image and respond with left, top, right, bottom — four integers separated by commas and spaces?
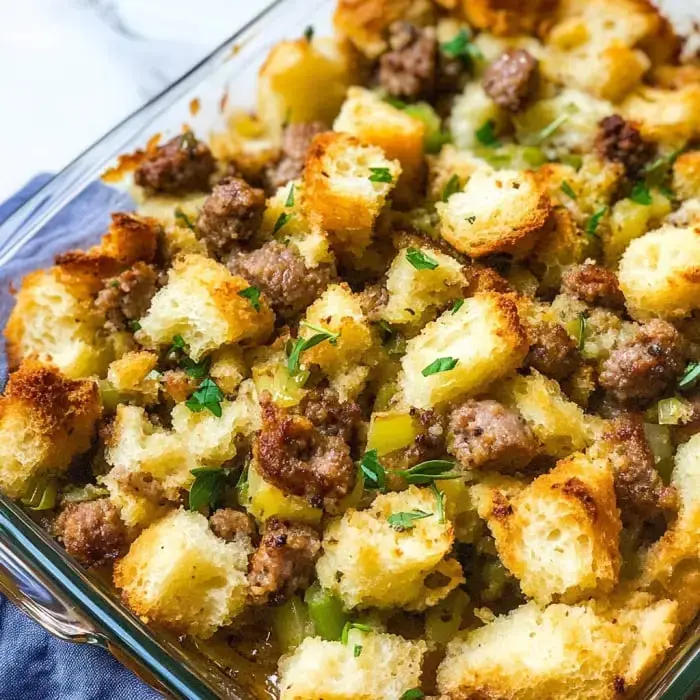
560, 181, 577, 200
185, 378, 224, 417
529, 104, 579, 145
440, 29, 483, 64
431, 482, 446, 524
387, 510, 432, 532
475, 119, 500, 148
180, 355, 210, 380
400, 690, 425, 700
128, 320, 141, 332
174, 207, 195, 231
630, 181, 652, 205
585, 206, 607, 238
273, 211, 293, 235
451, 299, 464, 314
341, 622, 372, 645
368, 167, 393, 183
359, 449, 386, 492
353, 645, 362, 658
422, 356, 458, 376
406, 247, 439, 271
188, 467, 227, 511
287, 323, 339, 375
397, 459, 460, 485
285, 183, 295, 207
442, 174, 461, 202
303, 26, 314, 42
170, 334, 187, 352
238, 286, 261, 312
679, 362, 700, 390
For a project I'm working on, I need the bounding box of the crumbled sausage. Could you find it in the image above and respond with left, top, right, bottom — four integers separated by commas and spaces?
297, 387, 363, 445
114, 471, 168, 506
603, 414, 677, 522
599, 320, 686, 406
96, 262, 159, 333
209, 508, 258, 543
266, 122, 328, 191
561, 263, 626, 310
378, 22, 437, 100
357, 283, 389, 323
195, 177, 266, 258
482, 48, 539, 112
596, 115, 655, 179
134, 132, 215, 195
526, 321, 581, 381
447, 399, 538, 472
248, 518, 321, 605
227, 241, 334, 322
254, 396, 356, 510
54, 500, 128, 567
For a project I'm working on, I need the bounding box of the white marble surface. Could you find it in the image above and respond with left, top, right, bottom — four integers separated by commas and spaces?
0, 0, 698, 202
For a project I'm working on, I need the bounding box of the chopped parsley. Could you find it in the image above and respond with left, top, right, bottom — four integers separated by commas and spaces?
185, 378, 224, 417
128, 320, 141, 332
238, 285, 261, 312
431, 482, 446, 524
174, 207, 195, 230
679, 362, 700, 390
285, 183, 295, 207
273, 211, 293, 235
442, 174, 461, 202
188, 467, 227, 511
576, 312, 587, 351
397, 459, 460, 485
170, 334, 187, 353
529, 104, 579, 144
400, 690, 425, 700
368, 167, 393, 183
359, 449, 386, 491
630, 180, 652, 205
303, 25, 314, 42
421, 356, 458, 376
440, 29, 483, 66
475, 119, 500, 148
465, 215, 476, 224
451, 299, 464, 314
560, 181, 577, 200
180, 356, 210, 380
353, 645, 362, 657
387, 510, 432, 532
585, 206, 607, 238
287, 322, 339, 375
341, 622, 372, 645
406, 247, 439, 270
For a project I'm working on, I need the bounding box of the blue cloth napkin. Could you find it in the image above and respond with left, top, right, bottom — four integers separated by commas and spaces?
0, 175, 162, 700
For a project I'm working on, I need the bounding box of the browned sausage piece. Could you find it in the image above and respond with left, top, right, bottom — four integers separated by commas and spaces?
447, 399, 538, 472
248, 518, 321, 605
96, 262, 159, 332
227, 241, 334, 323
297, 387, 363, 445
525, 321, 580, 381
134, 132, 215, 195
561, 263, 626, 311
378, 22, 437, 100
599, 319, 686, 406
209, 508, 258, 543
195, 177, 266, 258
254, 396, 356, 510
482, 48, 539, 112
114, 471, 168, 506
603, 414, 677, 523
266, 121, 328, 191
596, 115, 655, 179
54, 500, 128, 567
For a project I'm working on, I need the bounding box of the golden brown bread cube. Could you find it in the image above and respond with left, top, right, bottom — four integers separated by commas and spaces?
459, 0, 557, 37
672, 151, 700, 200
0, 360, 101, 499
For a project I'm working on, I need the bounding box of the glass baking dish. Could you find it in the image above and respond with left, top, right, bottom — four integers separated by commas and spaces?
0, 0, 698, 697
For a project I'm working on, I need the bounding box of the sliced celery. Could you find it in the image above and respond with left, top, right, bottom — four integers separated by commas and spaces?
272, 596, 313, 653
305, 582, 348, 641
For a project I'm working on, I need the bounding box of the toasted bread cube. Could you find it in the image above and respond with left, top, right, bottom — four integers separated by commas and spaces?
139, 254, 274, 360
303, 133, 401, 255
437, 596, 678, 700
477, 452, 621, 603
299, 283, 374, 376
618, 225, 700, 320
437, 168, 550, 259
334, 87, 425, 205
496, 370, 601, 457
5, 268, 111, 378
0, 361, 101, 499
258, 38, 354, 141
450, 83, 508, 151
672, 151, 700, 200
333, 0, 433, 58
427, 145, 482, 202
459, 0, 556, 36
107, 351, 159, 404
278, 632, 427, 700
382, 239, 465, 326
208, 346, 247, 395
316, 486, 462, 610
114, 509, 252, 638
620, 85, 700, 146
399, 292, 527, 409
